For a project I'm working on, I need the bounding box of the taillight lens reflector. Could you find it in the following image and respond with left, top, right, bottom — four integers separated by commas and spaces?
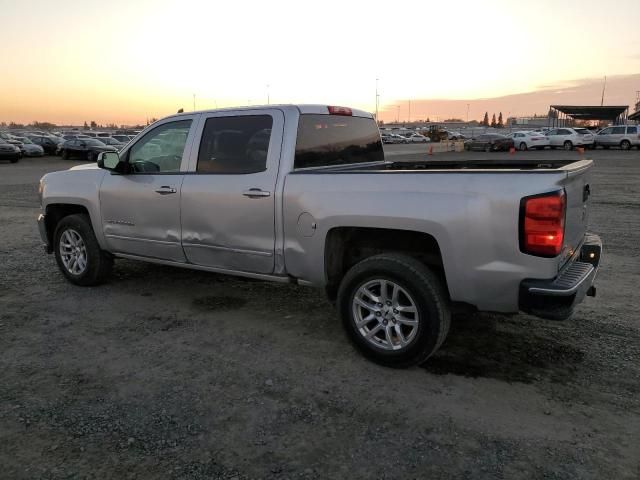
520, 191, 566, 257
327, 106, 353, 116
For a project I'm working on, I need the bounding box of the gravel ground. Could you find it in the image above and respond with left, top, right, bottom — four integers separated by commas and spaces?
0, 149, 639, 479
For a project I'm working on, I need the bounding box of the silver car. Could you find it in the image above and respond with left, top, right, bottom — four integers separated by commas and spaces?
594, 125, 640, 150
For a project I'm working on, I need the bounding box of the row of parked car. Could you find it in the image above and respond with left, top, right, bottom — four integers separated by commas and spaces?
381, 125, 639, 152
0, 130, 140, 162
464, 125, 640, 152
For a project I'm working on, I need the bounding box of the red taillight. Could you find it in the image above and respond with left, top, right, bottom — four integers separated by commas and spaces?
520, 191, 566, 257
327, 106, 352, 116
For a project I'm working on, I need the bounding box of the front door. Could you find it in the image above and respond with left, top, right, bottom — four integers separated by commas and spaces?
99, 116, 198, 262
180, 109, 284, 273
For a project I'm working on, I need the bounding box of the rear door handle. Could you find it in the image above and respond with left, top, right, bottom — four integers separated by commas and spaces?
155, 186, 177, 195
242, 188, 271, 198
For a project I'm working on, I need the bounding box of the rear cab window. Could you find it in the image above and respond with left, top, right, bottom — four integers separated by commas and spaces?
294, 114, 383, 169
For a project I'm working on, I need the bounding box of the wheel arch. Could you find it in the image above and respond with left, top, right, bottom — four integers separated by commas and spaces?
324, 226, 450, 301
44, 203, 93, 251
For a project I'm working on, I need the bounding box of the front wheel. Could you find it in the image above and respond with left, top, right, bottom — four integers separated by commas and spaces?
620, 140, 631, 151
519, 142, 528, 151
337, 254, 451, 368
484, 144, 492, 153
61, 149, 69, 159
54, 214, 113, 286
563, 140, 573, 150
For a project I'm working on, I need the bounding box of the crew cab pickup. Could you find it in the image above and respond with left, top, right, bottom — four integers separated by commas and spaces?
37, 105, 602, 367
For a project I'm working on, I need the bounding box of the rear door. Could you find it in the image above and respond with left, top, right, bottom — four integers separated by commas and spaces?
180, 109, 284, 273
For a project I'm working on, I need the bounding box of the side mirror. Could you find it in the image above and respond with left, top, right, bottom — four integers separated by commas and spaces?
97, 151, 121, 171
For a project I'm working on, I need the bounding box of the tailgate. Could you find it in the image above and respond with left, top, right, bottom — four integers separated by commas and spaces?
559, 160, 592, 267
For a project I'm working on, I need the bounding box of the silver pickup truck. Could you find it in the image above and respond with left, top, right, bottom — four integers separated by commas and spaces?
37, 104, 602, 367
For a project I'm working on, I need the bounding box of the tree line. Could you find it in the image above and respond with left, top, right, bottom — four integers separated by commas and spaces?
480, 112, 504, 128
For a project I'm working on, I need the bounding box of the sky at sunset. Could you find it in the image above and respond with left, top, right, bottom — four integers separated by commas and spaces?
0, 0, 639, 125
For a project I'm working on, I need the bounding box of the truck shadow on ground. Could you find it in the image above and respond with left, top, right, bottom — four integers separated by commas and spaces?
113, 262, 585, 385
423, 313, 584, 384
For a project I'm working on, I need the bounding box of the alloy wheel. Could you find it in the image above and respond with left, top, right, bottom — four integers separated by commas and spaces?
59, 229, 88, 275
351, 279, 420, 351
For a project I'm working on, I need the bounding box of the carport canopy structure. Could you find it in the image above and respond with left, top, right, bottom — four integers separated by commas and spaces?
549, 105, 629, 127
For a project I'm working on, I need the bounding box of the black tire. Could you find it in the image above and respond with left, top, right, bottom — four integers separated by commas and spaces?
603, 145, 610, 150
563, 140, 573, 150
337, 253, 451, 368
53, 214, 113, 286
87, 151, 95, 162
61, 149, 69, 159
519, 142, 527, 151
620, 140, 631, 151
484, 144, 492, 153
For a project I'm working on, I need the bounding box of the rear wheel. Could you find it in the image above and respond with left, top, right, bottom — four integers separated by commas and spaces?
337, 254, 451, 368
620, 140, 631, 151
10, 157, 19, 163
53, 214, 113, 286
61, 149, 69, 159
484, 144, 492, 153
519, 142, 527, 151
563, 140, 573, 150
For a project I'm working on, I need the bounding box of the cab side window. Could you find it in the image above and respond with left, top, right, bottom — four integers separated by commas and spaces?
128, 120, 192, 173
196, 115, 273, 174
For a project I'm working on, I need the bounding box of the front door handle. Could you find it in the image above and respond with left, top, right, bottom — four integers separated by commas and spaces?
155, 186, 177, 195
242, 188, 271, 198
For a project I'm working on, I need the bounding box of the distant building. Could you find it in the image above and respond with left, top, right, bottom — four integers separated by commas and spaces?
507, 116, 551, 127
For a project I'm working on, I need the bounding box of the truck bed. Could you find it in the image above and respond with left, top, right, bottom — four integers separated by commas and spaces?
326, 159, 592, 172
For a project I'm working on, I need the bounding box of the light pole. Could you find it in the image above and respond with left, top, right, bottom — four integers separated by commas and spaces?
408, 100, 411, 123
193, 94, 196, 111
267, 84, 270, 105
466, 103, 470, 123
375, 78, 379, 123
396, 105, 400, 123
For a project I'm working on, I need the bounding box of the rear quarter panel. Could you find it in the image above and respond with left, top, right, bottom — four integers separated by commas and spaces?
283, 169, 578, 312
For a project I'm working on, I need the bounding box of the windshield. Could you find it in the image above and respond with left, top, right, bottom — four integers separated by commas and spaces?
84, 139, 106, 146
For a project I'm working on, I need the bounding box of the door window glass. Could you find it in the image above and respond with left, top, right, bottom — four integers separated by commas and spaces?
627, 126, 637, 134
611, 127, 626, 134
196, 115, 273, 174
128, 120, 192, 173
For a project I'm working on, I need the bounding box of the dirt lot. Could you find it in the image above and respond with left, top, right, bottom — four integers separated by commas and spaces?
1, 149, 639, 479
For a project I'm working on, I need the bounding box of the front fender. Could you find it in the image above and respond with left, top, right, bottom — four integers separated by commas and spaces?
41, 168, 108, 250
